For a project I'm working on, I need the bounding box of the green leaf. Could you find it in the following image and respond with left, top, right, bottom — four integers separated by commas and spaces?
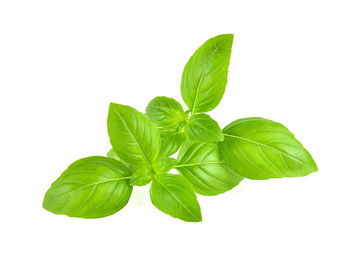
159, 129, 185, 156
184, 114, 224, 142
146, 96, 187, 129
152, 157, 177, 174
43, 156, 132, 218
129, 166, 153, 186
181, 34, 234, 114
219, 117, 318, 180
176, 142, 243, 196
107, 103, 161, 166
150, 173, 202, 222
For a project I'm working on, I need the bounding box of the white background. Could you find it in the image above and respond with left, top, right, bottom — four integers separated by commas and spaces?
1, 1, 349, 261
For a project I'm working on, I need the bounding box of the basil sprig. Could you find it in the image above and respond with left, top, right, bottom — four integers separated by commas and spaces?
43, 34, 317, 222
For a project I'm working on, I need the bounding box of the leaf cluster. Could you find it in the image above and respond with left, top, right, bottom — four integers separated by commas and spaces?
43, 34, 317, 222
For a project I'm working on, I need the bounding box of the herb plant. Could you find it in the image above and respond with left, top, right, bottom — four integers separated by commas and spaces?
43, 34, 318, 222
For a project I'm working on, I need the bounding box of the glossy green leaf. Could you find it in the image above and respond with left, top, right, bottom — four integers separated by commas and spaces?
176, 142, 243, 196
43, 156, 132, 218
181, 34, 234, 114
159, 129, 185, 156
107, 103, 161, 166
146, 96, 187, 129
219, 117, 318, 180
152, 157, 177, 174
184, 114, 224, 142
129, 166, 153, 186
150, 173, 202, 222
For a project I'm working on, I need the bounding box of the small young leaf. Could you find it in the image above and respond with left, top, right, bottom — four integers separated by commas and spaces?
129, 167, 153, 186
146, 96, 186, 129
219, 117, 318, 179
176, 142, 243, 196
43, 156, 132, 218
150, 173, 202, 222
181, 34, 234, 114
152, 157, 177, 174
129, 157, 177, 187
159, 129, 185, 156
107, 103, 161, 166
184, 114, 224, 142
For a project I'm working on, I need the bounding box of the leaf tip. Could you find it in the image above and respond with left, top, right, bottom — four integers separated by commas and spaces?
215, 33, 234, 45
189, 205, 202, 222
42, 189, 54, 214
184, 212, 202, 223
195, 213, 203, 222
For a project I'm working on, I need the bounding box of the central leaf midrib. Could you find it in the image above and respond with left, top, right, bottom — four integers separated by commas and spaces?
155, 177, 198, 219
191, 53, 217, 113
56, 177, 131, 198
115, 109, 152, 167
191, 41, 226, 113
148, 105, 181, 120
223, 133, 312, 168
174, 161, 224, 168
